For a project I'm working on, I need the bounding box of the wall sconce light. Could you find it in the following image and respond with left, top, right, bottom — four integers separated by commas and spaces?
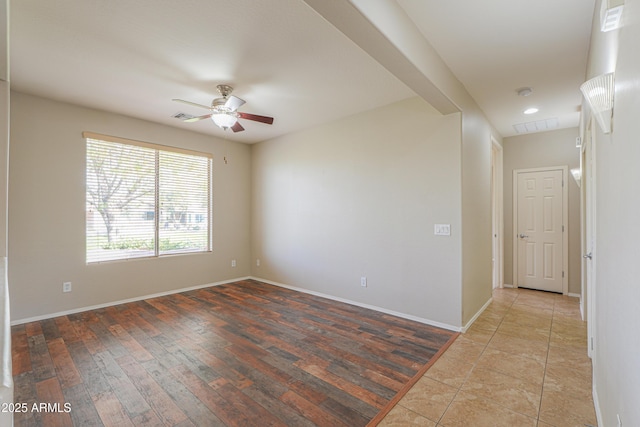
580, 72, 615, 134
570, 168, 581, 188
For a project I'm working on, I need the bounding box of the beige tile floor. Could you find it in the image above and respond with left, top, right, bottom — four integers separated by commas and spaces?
378, 287, 597, 427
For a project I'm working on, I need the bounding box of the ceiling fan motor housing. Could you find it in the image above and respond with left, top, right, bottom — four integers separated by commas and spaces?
216, 84, 234, 98
211, 98, 237, 118
173, 84, 273, 133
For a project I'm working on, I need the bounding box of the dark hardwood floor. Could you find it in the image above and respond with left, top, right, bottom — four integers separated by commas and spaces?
12, 279, 456, 426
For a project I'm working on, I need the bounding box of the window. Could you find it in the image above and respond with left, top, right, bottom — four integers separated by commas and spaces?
85, 132, 212, 263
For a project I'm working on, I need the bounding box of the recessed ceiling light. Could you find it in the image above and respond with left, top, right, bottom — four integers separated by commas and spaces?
524, 107, 539, 115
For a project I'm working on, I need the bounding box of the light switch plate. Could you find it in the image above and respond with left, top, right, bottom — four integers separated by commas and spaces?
434, 224, 451, 236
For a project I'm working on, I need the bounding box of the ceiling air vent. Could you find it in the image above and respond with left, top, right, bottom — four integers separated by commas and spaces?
172, 112, 197, 121
513, 118, 560, 134
601, 0, 625, 32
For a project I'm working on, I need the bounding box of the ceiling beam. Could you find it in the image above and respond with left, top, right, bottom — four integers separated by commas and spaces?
302, 0, 459, 115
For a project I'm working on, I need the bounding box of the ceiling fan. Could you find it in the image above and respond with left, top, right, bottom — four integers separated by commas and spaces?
173, 85, 274, 133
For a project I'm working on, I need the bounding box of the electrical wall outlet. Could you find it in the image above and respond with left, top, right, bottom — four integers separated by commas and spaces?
63, 282, 72, 293
360, 277, 367, 287
256, 259, 261, 267
231, 259, 237, 267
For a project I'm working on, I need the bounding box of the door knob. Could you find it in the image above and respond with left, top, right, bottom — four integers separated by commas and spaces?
519, 234, 529, 239
583, 252, 593, 260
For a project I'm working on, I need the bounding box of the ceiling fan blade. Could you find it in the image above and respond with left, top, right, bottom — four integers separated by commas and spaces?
183, 114, 212, 123
231, 122, 245, 133
224, 95, 246, 112
172, 99, 211, 110
238, 112, 274, 125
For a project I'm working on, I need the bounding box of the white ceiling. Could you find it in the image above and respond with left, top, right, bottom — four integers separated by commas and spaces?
398, 0, 596, 137
10, 0, 596, 143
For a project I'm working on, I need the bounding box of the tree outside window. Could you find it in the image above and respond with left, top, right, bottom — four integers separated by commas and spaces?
86, 135, 211, 263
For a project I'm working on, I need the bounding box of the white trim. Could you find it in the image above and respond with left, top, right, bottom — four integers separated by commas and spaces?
251, 276, 460, 332
12, 275, 463, 333
461, 297, 493, 332
593, 381, 603, 427
0, 257, 11, 388
83, 131, 213, 159
10, 276, 251, 326
567, 293, 583, 319
582, 119, 597, 360
491, 138, 504, 290
502, 283, 515, 288
512, 166, 569, 295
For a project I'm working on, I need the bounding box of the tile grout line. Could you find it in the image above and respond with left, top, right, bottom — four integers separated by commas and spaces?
434, 292, 518, 426
536, 298, 556, 426
385, 289, 591, 426
498, 292, 545, 424
461, 292, 544, 424
367, 332, 460, 426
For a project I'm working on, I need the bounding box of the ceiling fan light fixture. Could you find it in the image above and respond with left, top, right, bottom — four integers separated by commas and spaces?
211, 112, 238, 129
173, 85, 273, 133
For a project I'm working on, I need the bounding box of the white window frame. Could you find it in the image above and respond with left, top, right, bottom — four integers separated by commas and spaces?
84, 132, 212, 263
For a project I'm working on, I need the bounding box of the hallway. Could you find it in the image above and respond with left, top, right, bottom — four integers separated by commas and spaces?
379, 288, 595, 426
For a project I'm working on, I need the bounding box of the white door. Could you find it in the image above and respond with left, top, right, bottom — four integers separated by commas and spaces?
515, 169, 565, 293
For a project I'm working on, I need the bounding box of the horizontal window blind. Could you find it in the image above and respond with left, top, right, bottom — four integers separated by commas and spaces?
86, 134, 211, 263
159, 150, 211, 255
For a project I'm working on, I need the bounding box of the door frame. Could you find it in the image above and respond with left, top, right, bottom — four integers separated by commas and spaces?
491, 138, 504, 289
512, 166, 569, 295
581, 120, 597, 358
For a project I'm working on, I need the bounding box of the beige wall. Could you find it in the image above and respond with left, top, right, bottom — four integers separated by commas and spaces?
0, 81, 5, 261
0, 1, 11, 415
8, 90, 493, 330
251, 97, 464, 328
9, 92, 252, 321
586, 1, 640, 425
502, 128, 582, 294
460, 112, 494, 324
303, 0, 498, 326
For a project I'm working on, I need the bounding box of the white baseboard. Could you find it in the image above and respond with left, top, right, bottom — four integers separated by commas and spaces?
11, 276, 251, 326
12, 275, 462, 333
593, 380, 603, 427
566, 293, 584, 320
460, 296, 493, 333
250, 276, 460, 332
503, 283, 515, 288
